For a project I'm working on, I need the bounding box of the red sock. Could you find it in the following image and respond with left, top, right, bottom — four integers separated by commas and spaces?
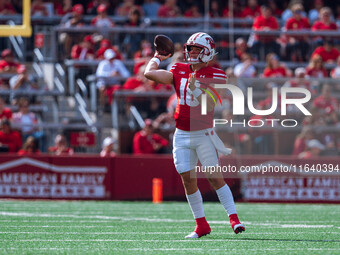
194, 217, 211, 237
229, 214, 240, 224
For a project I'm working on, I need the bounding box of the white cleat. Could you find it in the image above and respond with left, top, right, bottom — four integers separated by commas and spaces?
185, 232, 199, 239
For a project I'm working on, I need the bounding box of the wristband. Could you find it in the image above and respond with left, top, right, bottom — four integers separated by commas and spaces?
150, 57, 161, 66
192, 87, 202, 98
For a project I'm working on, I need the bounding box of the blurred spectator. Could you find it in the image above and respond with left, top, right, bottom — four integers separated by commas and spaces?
96, 49, 130, 107
133, 40, 153, 74
313, 83, 339, 113
0, 49, 19, 74
0, 96, 12, 120
96, 39, 123, 60
330, 56, 340, 78
123, 7, 144, 58
60, 4, 85, 57
241, 0, 261, 18
284, 3, 310, 62
48, 134, 74, 155
263, 53, 292, 78
31, 0, 49, 17
267, 0, 283, 18
122, 65, 149, 91
308, 0, 324, 24
209, 0, 222, 28
298, 139, 325, 158
234, 37, 251, 61
158, 0, 181, 18
234, 53, 256, 78
306, 54, 328, 78
283, 67, 315, 94
116, 0, 143, 17
250, 5, 280, 60
311, 39, 340, 63
292, 126, 314, 156
55, 0, 73, 16
18, 136, 40, 155
0, 119, 22, 153
87, 0, 113, 15
9, 65, 39, 104
311, 7, 337, 45
71, 35, 95, 60
133, 119, 169, 154
222, 0, 243, 18
0, 0, 17, 14
184, 5, 202, 18
12, 97, 45, 150
142, 0, 161, 18
281, 0, 307, 24
90, 4, 114, 27
100, 137, 116, 157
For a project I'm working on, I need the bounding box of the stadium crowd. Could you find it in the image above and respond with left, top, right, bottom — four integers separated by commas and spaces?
0, 0, 339, 156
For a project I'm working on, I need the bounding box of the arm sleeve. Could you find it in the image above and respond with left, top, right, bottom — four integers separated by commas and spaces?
96, 61, 111, 77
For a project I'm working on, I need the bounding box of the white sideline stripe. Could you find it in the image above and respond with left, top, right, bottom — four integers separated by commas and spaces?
0, 212, 336, 228
0, 157, 106, 173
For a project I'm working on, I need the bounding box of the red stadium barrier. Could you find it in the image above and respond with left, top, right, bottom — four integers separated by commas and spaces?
0, 155, 339, 203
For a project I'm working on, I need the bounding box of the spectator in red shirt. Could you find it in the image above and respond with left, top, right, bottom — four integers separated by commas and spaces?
71, 35, 95, 60
312, 39, 340, 63
313, 83, 339, 112
0, 0, 17, 14
298, 139, 325, 159
91, 4, 114, 28
222, 0, 243, 18
96, 39, 123, 60
241, 0, 261, 18
55, 0, 73, 16
283, 67, 314, 94
251, 5, 281, 60
268, 0, 283, 18
0, 97, 12, 120
133, 119, 169, 154
234, 37, 251, 61
158, 0, 180, 18
100, 137, 116, 157
31, 0, 49, 17
311, 7, 337, 45
18, 136, 40, 155
292, 126, 314, 156
184, 5, 202, 18
0, 49, 20, 74
0, 119, 22, 153
263, 53, 292, 78
48, 134, 74, 155
306, 54, 328, 78
284, 3, 310, 62
60, 4, 86, 58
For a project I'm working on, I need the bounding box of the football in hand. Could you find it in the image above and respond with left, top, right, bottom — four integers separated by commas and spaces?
154, 35, 175, 57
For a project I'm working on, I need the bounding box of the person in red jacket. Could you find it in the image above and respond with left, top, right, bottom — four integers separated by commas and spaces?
48, 134, 74, 155
71, 35, 95, 60
0, 119, 22, 153
312, 39, 340, 63
241, 0, 261, 18
0, 96, 12, 120
18, 136, 40, 155
0, 49, 20, 74
133, 119, 169, 154
262, 53, 292, 78
306, 54, 328, 78
251, 5, 280, 60
284, 3, 310, 61
311, 7, 337, 45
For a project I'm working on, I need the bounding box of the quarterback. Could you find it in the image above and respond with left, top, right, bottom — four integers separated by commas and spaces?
144, 32, 245, 238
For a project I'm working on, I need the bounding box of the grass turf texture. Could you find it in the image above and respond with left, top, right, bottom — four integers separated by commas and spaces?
0, 201, 339, 254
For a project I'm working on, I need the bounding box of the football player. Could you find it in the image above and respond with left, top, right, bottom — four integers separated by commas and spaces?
144, 32, 245, 238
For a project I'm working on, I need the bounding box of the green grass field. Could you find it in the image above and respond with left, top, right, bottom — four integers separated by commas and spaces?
0, 200, 339, 254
